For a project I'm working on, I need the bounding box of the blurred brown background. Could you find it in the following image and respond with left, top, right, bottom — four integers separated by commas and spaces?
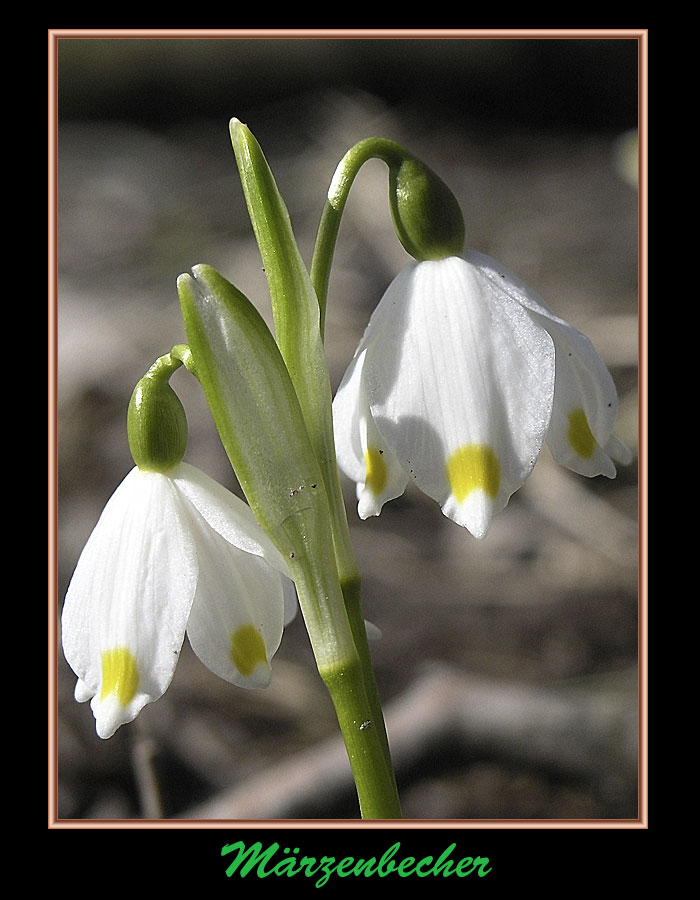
55, 33, 641, 821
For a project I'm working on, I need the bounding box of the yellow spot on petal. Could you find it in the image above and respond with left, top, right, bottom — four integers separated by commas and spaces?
230, 625, 267, 677
100, 647, 139, 706
447, 444, 501, 502
567, 407, 596, 459
364, 445, 387, 496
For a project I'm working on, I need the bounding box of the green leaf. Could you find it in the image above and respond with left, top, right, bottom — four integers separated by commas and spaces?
230, 118, 355, 582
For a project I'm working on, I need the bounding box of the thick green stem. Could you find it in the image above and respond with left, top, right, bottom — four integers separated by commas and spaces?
322, 656, 402, 819
340, 572, 396, 777
290, 554, 401, 819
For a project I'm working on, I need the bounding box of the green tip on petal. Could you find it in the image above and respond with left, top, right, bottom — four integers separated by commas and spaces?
389, 155, 465, 261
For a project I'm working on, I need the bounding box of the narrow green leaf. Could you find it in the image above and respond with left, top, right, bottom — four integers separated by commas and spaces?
229, 118, 356, 583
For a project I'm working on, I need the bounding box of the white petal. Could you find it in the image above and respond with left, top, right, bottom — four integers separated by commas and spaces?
333, 349, 409, 518
282, 577, 299, 626
61, 469, 197, 738
605, 432, 634, 466
537, 315, 624, 478
364, 256, 555, 538
332, 351, 367, 487
183, 508, 286, 689
171, 462, 291, 576
462, 248, 557, 320
74, 678, 93, 704
173, 459, 297, 634
465, 249, 631, 479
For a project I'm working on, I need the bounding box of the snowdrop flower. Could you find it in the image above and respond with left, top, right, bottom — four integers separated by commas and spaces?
333, 250, 631, 540
62, 462, 295, 739
62, 353, 295, 739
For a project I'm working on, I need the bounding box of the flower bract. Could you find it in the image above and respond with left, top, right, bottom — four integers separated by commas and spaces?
61, 462, 295, 739
333, 252, 631, 540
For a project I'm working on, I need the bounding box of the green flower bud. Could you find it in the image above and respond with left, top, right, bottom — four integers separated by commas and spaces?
389, 154, 465, 261
127, 356, 188, 472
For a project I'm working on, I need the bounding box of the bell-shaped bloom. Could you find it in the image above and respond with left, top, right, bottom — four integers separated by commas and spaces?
333, 251, 631, 540
61, 462, 295, 739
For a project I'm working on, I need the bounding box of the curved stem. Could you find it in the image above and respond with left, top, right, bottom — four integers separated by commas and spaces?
310, 138, 408, 788
310, 142, 398, 581
311, 138, 404, 336
170, 343, 196, 375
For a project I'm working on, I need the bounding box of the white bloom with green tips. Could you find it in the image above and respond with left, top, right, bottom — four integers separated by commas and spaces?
61, 462, 295, 739
333, 251, 631, 540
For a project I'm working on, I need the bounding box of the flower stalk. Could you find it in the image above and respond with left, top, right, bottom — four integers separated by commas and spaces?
228, 123, 402, 815
311, 137, 465, 335
308, 135, 467, 781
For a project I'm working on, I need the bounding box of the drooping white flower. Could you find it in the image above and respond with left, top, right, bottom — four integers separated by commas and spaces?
61, 462, 295, 739
333, 251, 631, 540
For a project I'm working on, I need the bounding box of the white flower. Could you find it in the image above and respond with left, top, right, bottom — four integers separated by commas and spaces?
61, 462, 295, 739
333, 251, 631, 540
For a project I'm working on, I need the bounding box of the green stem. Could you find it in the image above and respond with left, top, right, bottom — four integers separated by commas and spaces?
292, 562, 401, 819
283, 528, 400, 818
341, 572, 396, 778
311, 138, 405, 337
170, 343, 196, 375
229, 122, 402, 817
310, 137, 408, 785
322, 656, 402, 819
